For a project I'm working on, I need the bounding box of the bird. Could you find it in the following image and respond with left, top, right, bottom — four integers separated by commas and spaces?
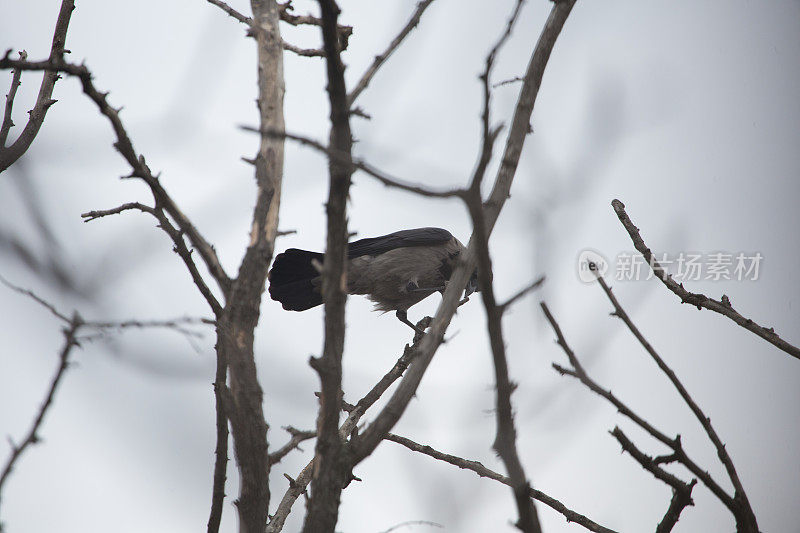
267, 227, 478, 332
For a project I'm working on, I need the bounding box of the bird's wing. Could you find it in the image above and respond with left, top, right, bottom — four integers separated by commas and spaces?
347, 227, 453, 258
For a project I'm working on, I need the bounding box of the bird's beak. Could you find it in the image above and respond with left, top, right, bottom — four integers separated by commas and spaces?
464, 273, 479, 297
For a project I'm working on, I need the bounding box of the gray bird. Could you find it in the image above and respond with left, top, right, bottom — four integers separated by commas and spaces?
268, 227, 478, 331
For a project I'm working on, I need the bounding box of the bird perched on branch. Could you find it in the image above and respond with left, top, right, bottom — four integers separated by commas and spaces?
268, 227, 478, 331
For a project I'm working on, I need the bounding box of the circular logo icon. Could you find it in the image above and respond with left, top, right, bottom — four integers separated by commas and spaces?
577, 249, 609, 283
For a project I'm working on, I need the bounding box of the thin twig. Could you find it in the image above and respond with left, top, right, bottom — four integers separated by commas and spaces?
385, 433, 618, 533
610, 428, 696, 533
206, 341, 228, 533
610, 427, 695, 499
269, 427, 317, 466
281, 41, 325, 57
267, 317, 430, 533
205, 0, 354, 55
81, 202, 158, 221
1, 273, 214, 334
347, 0, 436, 107
0, 55, 232, 310
0, 274, 70, 322
242, 126, 464, 198
539, 302, 739, 514
0, 50, 26, 148
83, 199, 221, 316
461, 2, 543, 530
595, 274, 758, 530
499, 276, 545, 313
204, 0, 347, 58
278, 2, 353, 49
493, 76, 524, 88
206, 0, 251, 24
611, 198, 800, 361
0, 0, 74, 173
0, 313, 82, 509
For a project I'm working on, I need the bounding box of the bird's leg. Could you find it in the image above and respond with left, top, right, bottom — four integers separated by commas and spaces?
396, 309, 426, 335
405, 281, 445, 293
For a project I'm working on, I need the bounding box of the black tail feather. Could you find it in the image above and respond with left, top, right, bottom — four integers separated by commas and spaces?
268, 249, 324, 311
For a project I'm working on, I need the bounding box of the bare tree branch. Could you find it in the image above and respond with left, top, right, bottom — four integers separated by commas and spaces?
0, 51, 26, 148
210, 1, 287, 531
385, 433, 618, 533
611, 198, 800, 361
0, 313, 82, 514
1, 274, 214, 335
346, 0, 436, 107
610, 428, 696, 533
0, 56, 233, 307
83, 200, 225, 316
206, 0, 353, 57
267, 317, 430, 533
206, 347, 229, 533
498, 276, 545, 313
81, 201, 158, 221
458, 1, 544, 529
657, 481, 698, 533
0, 274, 70, 322
540, 302, 743, 516
594, 274, 759, 531
610, 427, 695, 503
243, 126, 465, 198
0, 0, 74, 172
350, 0, 576, 494
278, 1, 353, 49
87, 199, 225, 317
281, 41, 325, 57
302, 1, 354, 530
269, 427, 317, 466
206, 0, 251, 24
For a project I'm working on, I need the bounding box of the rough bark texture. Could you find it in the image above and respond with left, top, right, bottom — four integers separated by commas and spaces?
301, 1, 354, 531
218, 1, 285, 531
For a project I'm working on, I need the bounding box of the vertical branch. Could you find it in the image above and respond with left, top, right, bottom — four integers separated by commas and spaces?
0, 0, 75, 172
462, 1, 542, 530
215, 1, 285, 532
481, 0, 576, 231
0, 313, 81, 513
206, 349, 229, 533
0, 51, 26, 148
469, 200, 541, 533
303, 0, 354, 531
350, 0, 577, 469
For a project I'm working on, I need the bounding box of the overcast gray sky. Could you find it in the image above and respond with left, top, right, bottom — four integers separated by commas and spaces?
1, 1, 798, 532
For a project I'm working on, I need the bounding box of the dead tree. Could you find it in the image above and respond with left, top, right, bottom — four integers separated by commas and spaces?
2, 1, 796, 532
